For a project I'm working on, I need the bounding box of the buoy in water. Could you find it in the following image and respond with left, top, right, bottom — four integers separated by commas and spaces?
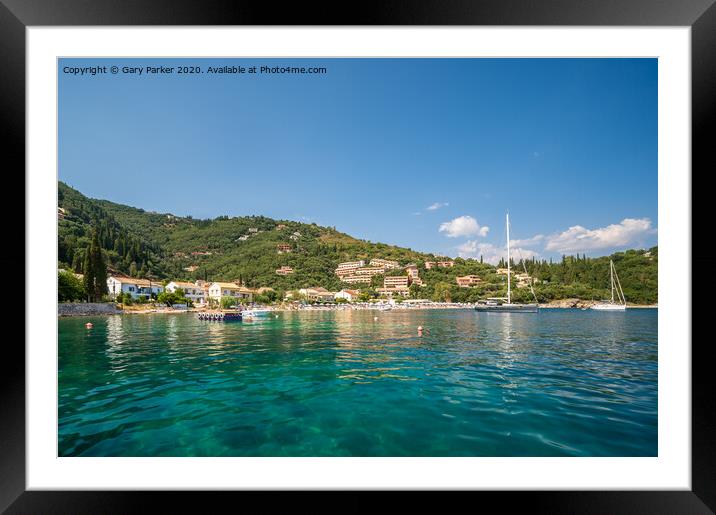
85, 322, 93, 329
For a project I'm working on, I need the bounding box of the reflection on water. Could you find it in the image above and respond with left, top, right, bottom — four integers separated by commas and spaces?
58, 309, 657, 457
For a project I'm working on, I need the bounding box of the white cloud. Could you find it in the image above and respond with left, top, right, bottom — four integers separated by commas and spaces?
545, 218, 654, 253
510, 234, 544, 247
439, 216, 489, 238
427, 202, 449, 211
457, 241, 539, 264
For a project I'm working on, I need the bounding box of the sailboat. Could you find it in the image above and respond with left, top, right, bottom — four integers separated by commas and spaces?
475, 213, 539, 313
591, 260, 627, 311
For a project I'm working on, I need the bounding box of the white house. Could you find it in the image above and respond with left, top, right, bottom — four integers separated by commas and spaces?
334, 289, 360, 302
107, 275, 164, 300
165, 281, 205, 304
207, 282, 254, 302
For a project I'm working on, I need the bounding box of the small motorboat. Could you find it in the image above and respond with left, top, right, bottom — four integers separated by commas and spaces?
240, 308, 272, 318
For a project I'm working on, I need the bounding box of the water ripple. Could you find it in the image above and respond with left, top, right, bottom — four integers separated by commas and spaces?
59, 309, 658, 456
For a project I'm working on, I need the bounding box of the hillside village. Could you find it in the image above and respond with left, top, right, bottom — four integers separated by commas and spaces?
62, 253, 540, 307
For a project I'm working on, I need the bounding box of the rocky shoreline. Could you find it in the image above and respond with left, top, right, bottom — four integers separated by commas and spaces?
540, 298, 657, 309
58, 302, 122, 316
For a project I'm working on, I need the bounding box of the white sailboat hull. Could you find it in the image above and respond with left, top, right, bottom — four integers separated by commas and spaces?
241, 309, 272, 318
475, 303, 539, 313
591, 303, 626, 311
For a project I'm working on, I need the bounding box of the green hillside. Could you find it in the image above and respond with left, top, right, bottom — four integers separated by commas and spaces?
58, 181, 658, 304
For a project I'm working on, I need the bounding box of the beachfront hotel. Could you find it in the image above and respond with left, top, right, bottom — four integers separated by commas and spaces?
334, 289, 360, 302
165, 281, 206, 303
456, 275, 483, 288
376, 286, 409, 297
384, 276, 410, 288
107, 275, 164, 300
298, 287, 335, 302
207, 282, 254, 302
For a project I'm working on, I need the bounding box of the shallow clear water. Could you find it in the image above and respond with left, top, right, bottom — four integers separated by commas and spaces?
58, 309, 657, 456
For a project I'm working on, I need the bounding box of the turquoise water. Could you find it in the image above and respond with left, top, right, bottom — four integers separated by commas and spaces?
58, 309, 657, 456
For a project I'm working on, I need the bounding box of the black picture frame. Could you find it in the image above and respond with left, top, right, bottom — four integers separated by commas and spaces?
2, 1, 713, 512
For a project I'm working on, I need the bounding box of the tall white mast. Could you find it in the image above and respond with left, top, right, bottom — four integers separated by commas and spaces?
506, 212, 511, 305
610, 260, 614, 303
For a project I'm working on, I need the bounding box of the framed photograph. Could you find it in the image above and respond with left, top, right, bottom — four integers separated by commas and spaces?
5, 0, 713, 511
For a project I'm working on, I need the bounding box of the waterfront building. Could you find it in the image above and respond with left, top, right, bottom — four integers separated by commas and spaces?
376, 286, 409, 297
165, 281, 205, 303
456, 275, 483, 288
208, 282, 254, 302
276, 266, 294, 275
299, 287, 335, 302
107, 275, 164, 300
334, 289, 360, 302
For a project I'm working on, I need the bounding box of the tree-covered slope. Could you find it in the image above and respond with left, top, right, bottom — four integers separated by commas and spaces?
58, 182, 168, 277
59, 181, 440, 289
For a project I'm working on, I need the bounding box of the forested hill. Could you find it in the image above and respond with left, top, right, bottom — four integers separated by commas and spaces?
58, 181, 658, 303
58, 181, 436, 290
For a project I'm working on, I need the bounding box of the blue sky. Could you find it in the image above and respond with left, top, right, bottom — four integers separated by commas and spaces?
59, 58, 657, 263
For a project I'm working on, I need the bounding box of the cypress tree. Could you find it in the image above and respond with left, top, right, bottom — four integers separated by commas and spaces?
82, 229, 108, 302
83, 243, 94, 301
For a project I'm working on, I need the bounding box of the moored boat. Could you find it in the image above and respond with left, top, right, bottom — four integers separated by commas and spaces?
474, 299, 539, 313
591, 260, 627, 311
240, 308, 272, 318
475, 213, 539, 314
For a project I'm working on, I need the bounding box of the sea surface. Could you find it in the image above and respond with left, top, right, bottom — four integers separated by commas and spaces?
58, 309, 658, 456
